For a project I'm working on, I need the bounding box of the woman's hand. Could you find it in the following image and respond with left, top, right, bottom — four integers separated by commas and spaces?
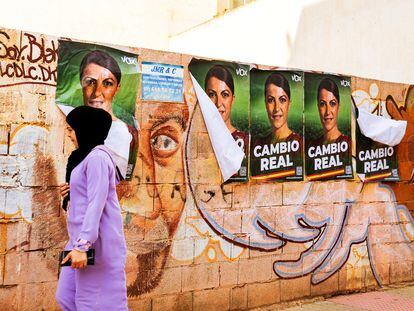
61, 250, 88, 269
60, 183, 70, 199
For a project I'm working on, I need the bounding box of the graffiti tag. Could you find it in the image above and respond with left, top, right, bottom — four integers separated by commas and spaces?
0, 31, 57, 87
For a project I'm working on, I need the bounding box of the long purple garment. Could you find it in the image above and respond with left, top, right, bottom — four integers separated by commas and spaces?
56, 145, 128, 310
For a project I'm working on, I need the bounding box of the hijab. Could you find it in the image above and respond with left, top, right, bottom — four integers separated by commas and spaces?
62, 106, 112, 211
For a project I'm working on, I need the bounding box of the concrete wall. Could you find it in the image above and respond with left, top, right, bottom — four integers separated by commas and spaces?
171, 0, 414, 84
0, 0, 217, 51
288, 0, 414, 83
3, 0, 413, 83
170, 0, 318, 67
0, 26, 413, 310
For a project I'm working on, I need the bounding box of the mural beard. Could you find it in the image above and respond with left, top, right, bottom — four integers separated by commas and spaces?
127, 244, 171, 296
119, 102, 189, 297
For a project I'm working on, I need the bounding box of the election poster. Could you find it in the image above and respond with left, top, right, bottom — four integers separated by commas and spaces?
304, 73, 353, 180
55, 40, 140, 180
189, 59, 250, 182
352, 77, 400, 181
250, 69, 304, 180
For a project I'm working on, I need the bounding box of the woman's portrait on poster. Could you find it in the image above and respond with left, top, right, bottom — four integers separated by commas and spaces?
79, 50, 138, 179
204, 64, 248, 152
256, 72, 302, 146
309, 77, 350, 147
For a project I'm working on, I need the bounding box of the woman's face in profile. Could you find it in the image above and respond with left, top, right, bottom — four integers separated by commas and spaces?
66, 124, 77, 148
205, 76, 234, 123
318, 88, 339, 133
81, 63, 120, 114
265, 84, 290, 131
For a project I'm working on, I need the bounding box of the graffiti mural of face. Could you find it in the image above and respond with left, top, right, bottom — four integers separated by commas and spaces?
206, 76, 234, 125
121, 102, 188, 296
265, 83, 291, 132
81, 63, 120, 117
318, 88, 339, 133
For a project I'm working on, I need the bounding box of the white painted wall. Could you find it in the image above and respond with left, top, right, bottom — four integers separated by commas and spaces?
288, 0, 414, 83
0, 0, 216, 50
169, 0, 318, 66
2, 0, 413, 83
170, 0, 414, 84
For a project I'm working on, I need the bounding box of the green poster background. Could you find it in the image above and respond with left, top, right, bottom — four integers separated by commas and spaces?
304, 73, 352, 179
250, 69, 303, 180
55, 40, 139, 126
189, 59, 249, 132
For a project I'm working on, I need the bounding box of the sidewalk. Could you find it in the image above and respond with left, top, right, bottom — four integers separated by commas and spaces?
253, 283, 414, 310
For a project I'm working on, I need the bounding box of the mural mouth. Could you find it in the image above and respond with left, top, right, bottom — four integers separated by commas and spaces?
125, 215, 171, 255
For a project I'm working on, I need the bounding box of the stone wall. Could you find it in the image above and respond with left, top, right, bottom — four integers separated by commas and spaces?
0, 27, 413, 310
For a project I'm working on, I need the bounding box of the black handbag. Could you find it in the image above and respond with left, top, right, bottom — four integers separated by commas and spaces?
59, 249, 95, 267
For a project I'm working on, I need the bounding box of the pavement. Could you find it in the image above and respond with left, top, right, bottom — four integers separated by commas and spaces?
254, 283, 414, 311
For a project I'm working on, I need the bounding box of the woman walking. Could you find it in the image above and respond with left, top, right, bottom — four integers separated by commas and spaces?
56, 105, 128, 310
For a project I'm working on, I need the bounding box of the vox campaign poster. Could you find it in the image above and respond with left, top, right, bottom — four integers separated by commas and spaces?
304, 73, 353, 180
55, 40, 140, 179
250, 69, 304, 180
189, 59, 250, 182
352, 78, 400, 181
356, 125, 399, 181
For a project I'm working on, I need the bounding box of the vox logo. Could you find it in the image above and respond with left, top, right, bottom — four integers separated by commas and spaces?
340, 79, 350, 87
291, 74, 302, 82
236, 68, 248, 77
121, 56, 137, 65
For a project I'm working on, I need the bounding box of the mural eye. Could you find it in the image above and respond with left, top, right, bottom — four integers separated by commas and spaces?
151, 135, 177, 151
